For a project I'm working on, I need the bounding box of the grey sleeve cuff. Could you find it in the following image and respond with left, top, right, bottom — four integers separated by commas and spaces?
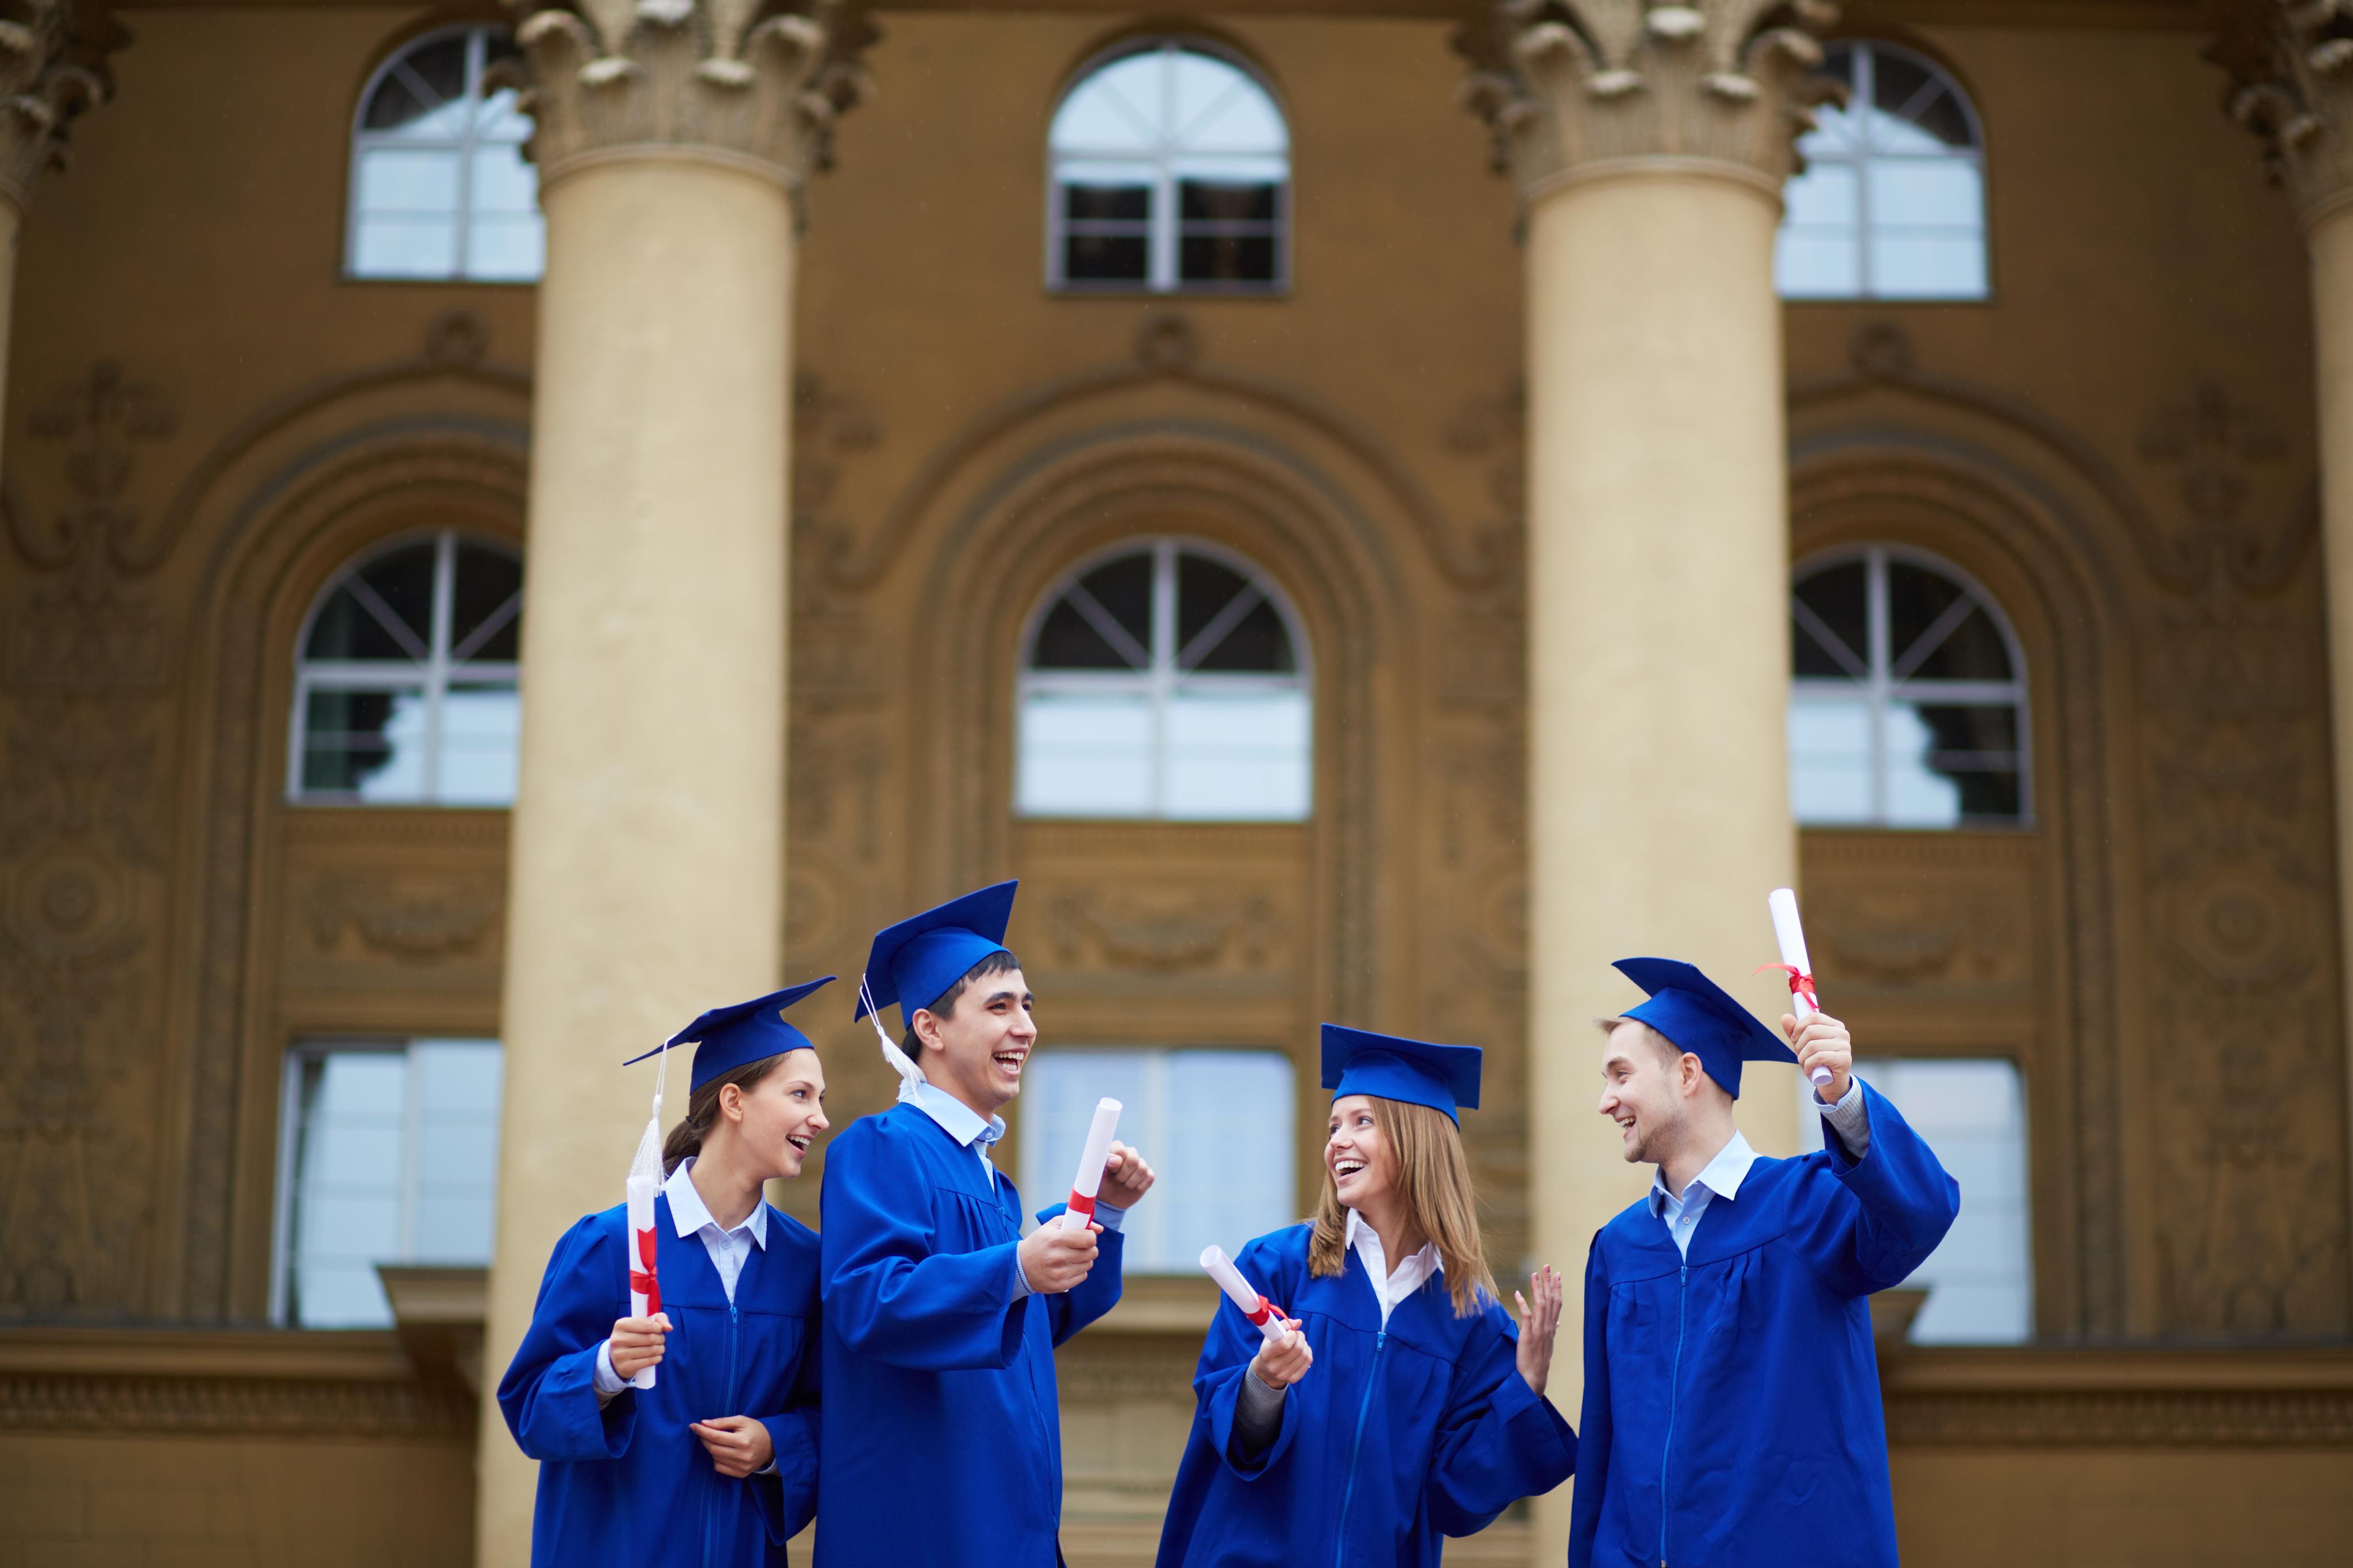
1229, 1368, 1288, 1463
592, 1337, 625, 1405
1009, 1242, 1033, 1300
1815, 1075, 1872, 1157
1094, 1202, 1126, 1233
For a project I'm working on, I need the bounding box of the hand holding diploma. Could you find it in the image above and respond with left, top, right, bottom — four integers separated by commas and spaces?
608, 1312, 670, 1381
1201, 1245, 1311, 1387
1783, 1009, 1854, 1106
1019, 1215, 1100, 1294
1766, 887, 1835, 1090
1060, 1099, 1124, 1233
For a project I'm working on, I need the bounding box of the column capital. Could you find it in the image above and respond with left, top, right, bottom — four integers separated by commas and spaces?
2217, 1, 2353, 233
1457, 0, 1841, 206
0, 1, 118, 221
506, 0, 875, 198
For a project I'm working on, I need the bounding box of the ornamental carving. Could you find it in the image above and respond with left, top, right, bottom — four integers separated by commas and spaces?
1456, 0, 1842, 199
0, 0, 117, 218
2217, 0, 2353, 227
305, 878, 502, 963
503, 0, 875, 192
1044, 889, 1286, 976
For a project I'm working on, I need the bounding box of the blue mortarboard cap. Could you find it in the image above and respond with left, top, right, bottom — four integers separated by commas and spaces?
1611, 957, 1796, 1100
853, 881, 1019, 1030
624, 976, 835, 1092
1319, 1024, 1483, 1124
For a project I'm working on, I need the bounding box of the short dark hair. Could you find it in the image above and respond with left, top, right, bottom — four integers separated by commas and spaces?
902, 948, 1023, 1057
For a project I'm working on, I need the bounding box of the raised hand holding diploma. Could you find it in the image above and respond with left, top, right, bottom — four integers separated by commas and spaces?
1765, 887, 1835, 1090
1060, 1097, 1123, 1233
1784, 1009, 1855, 1105
1202, 1245, 1311, 1386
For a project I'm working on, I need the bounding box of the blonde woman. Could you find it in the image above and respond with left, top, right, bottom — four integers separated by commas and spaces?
1156, 1026, 1576, 1568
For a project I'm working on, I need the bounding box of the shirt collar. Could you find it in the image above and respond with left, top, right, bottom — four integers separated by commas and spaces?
1646, 1129, 1760, 1216
902, 1076, 1007, 1152
1343, 1207, 1442, 1275
664, 1156, 768, 1249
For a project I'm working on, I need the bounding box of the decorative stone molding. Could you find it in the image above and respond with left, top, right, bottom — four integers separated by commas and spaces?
0, 0, 115, 220
504, 0, 875, 195
1882, 1348, 2353, 1447
1456, 0, 1841, 203
305, 877, 502, 963
2219, 1, 2353, 230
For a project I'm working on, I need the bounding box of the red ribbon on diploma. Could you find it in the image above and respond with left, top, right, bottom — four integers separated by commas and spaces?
630, 1226, 662, 1316
1246, 1294, 1286, 1328
1756, 961, 1820, 1013
1065, 1191, 1097, 1222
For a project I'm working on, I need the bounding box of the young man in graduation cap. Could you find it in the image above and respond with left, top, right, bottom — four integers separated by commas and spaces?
1569, 959, 1959, 1568
499, 978, 834, 1567
814, 881, 1156, 1568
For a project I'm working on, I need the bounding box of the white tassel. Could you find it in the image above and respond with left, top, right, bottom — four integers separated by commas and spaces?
860, 974, 925, 1095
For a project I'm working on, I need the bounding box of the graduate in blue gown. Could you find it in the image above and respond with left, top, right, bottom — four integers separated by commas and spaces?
1571, 959, 1961, 1568
1158, 1026, 1577, 1568
497, 978, 836, 1568
816, 882, 1158, 1568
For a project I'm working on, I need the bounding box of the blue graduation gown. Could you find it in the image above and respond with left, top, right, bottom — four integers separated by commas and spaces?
497, 1195, 822, 1568
814, 1099, 1124, 1567
1569, 1080, 1959, 1568
1156, 1222, 1576, 1568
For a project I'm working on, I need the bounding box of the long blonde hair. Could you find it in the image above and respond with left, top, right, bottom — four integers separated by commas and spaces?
1309, 1095, 1497, 1316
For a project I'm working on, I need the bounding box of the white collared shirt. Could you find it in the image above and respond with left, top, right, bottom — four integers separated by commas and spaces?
1344, 1207, 1441, 1327
592, 1156, 769, 1400
1647, 1077, 1873, 1260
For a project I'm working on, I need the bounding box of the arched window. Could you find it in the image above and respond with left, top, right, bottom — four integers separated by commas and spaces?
1047, 42, 1289, 294
1776, 41, 1986, 300
348, 25, 542, 281
291, 530, 523, 805
1017, 540, 1311, 820
1789, 547, 2027, 828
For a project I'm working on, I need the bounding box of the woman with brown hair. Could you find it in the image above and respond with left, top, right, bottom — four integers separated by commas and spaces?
497, 978, 834, 1568
1156, 1026, 1576, 1568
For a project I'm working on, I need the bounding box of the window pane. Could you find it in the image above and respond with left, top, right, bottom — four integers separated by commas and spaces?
1867, 158, 1981, 229
363, 37, 468, 133
1050, 60, 1163, 152
1033, 598, 1137, 670
306, 587, 418, 663
1179, 233, 1278, 285
1176, 553, 1252, 651
1789, 690, 1873, 824
469, 145, 537, 215
450, 546, 523, 662
1794, 562, 1868, 670
1063, 233, 1150, 283
1881, 703, 1964, 827
1775, 229, 1860, 298
1782, 162, 1858, 229
1017, 690, 1154, 816
1179, 179, 1278, 223
302, 688, 428, 799
356, 148, 462, 213
466, 214, 545, 282
476, 84, 534, 144
1062, 173, 1152, 223
1188, 597, 1294, 674
353, 215, 459, 279
1163, 689, 1311, 820
1077, 553, 1154, 647
1869, 232, 1987, 299
1171, 55, 1284, 153
437, 682, 521, 805
1904, 607, 2012, 682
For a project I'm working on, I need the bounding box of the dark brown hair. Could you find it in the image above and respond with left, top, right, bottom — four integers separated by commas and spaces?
661, 1055, 789, 1176
899, 948, 1024, 1062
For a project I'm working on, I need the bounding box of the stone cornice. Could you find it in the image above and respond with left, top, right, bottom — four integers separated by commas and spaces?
503, 0, 875, 199
0, 1, 118, 221
1882, 1345, 2353, 1446
2217, 0, 2353, 231
1456, 0, 1842, 204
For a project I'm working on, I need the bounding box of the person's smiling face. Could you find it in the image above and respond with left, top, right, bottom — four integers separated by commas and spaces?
919, 967, 1037, 1115
734, 1048, 828, 1179
1596, 1019, 1691, 1167
1326, 1094, 1394, 1210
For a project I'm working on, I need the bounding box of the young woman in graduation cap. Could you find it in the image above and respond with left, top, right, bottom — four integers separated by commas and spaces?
497, 978, 835, 1568
1156, 1026, 1577, 1568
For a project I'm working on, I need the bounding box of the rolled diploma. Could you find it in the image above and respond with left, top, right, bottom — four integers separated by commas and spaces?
624, 1172, 661, 1389
1769, 887, 1834, 1088
1059, 1098, 1124, 1233
1199, 1245, 1290, 1344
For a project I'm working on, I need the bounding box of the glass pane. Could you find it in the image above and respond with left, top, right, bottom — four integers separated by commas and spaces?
301, 688, 429, 800
1905, 606, 2013, 682
1019, 1049, 1152, 1250
363, 37, 467, 133
1905, 85, 1976, 151
1017, 690, 1154, 816
353, 215, 459, 280
1794, 562, 1869, 669
1869, 232, 1988, 299
1179, 179, 1278, 223
469, 145, 538, 215
1783, 162, 1858, 229
1033, 597, 1136, 670
1175, 553, 1251, 652
1179, 233, 1278, 285
450, 545, 524, 658
361, 68, 432, 134
356, 148, 462, 213
360, 546, 438, 643
306, 587, 418, 663
1062, 172, 1151, 223
1171, 54, 1283, 152
1189, 597, 1295, 674
1159, 1051, 1295, 1268
1910, 701, 2018, 755
437, 683, 520, 806
1063, 232, 1150, 283
291, 1262, 393, 1328
1886, 563, 1966, 671
466, 214, 545, 282
1788, 690, 1873, 824
1870, 49, 1937, 122
1881, 703, 1964, 827
476, 84, 534, 144
1077, 553, 1155, 648
1050, 56, 1165, 152
1775, 228, 1860, 299
1868, 159, 1981, 229
1163, 689, 1311, 821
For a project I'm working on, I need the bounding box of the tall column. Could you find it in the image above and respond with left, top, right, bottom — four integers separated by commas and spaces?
2227, 2, 2353, 1301
1462, 4, 1834, 1559
0, 2, 110, 453
478, 10, 865, 1565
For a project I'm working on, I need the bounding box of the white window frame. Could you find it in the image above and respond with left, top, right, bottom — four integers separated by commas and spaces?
287, 527, 523, 805
1015, 536, 1314, 821
1791, 544, 2031, 829
1779, 39, 1989, 302
1044, 40, 1293, 295
345, 24, 538, 283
